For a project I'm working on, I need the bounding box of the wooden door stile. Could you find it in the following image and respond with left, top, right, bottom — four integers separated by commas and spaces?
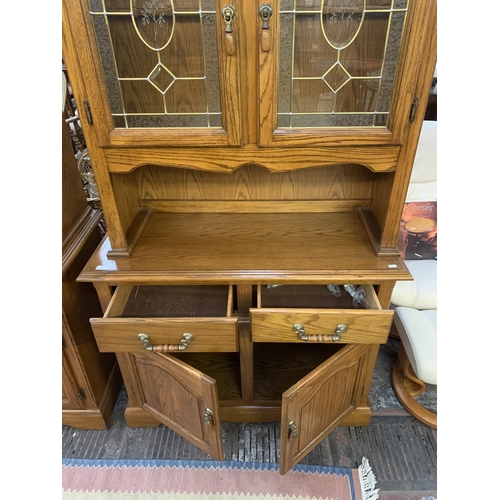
237, 285, 254, 402
62, 0, 128, 250
376, 3, 437, 250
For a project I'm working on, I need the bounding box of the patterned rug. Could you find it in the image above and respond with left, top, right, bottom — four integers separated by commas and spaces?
62, 457, 379, 499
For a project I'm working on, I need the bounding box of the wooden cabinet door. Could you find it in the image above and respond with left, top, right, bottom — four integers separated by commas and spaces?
258, 0, 435, 147
63, 0, 240, 148
62, 349, 86, 410
279, 343, 369, 474
132, 351, 224, 460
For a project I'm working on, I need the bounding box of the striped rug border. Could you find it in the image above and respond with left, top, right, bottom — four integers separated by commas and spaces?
62, 458, 355, 477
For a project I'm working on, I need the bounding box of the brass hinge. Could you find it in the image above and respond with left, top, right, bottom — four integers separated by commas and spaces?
288, 420, 297, 438
83, 99, 93, 125
409, 97, 418, 123
78, 389, 87, 400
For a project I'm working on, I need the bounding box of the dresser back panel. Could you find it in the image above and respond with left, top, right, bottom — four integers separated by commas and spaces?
134, 164, 374, 202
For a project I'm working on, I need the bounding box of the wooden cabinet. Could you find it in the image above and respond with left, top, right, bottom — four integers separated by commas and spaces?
62, 0, 436, 472
62, 216, 122, 430
62, 82, 123, 430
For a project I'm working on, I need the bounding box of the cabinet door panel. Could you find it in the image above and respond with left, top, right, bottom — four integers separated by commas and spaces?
62, 349, 86, 410
279, 343, 368, 474
66, 0, 240, 147
259, 0, 434, 147
132, 351, 224, 460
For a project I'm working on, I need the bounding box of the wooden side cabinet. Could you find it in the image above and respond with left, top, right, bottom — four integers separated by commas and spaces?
62, 92, 122, 430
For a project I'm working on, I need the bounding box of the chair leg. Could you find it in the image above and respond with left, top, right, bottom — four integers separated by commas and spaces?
398, 342, 426, 396
392, 346, 437, 430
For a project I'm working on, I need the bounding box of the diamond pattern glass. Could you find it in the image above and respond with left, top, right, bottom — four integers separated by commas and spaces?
278, 0, 409, 129
89, 0, 221, 128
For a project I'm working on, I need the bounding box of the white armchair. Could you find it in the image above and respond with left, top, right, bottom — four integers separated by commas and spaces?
390, 120, 437, 429
391, 260, 437, 429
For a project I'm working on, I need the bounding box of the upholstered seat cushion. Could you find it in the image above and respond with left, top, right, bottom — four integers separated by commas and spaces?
391, 259, 437, 309
394, 307, 437, 385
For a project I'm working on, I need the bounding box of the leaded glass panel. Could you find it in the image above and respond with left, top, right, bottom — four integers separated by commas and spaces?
88, 0, 221, 128
278, 0, 409, 129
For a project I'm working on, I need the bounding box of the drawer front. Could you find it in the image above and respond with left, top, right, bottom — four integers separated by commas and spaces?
91, 284, 238, 353
91, 317, 239, 353
250, 308, 393, 344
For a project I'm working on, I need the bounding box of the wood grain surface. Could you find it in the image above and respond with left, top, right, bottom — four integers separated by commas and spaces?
79, 211, 411, 283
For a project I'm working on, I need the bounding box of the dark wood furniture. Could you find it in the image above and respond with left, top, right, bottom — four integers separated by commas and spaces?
63, 0, 437, 473
62, 76, 122, 429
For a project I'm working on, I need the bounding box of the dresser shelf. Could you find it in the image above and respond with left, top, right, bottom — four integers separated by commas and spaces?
79, 210, 411, 284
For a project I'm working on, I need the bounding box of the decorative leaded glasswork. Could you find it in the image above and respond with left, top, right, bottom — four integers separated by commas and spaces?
278, 0, 409, 128
88, 0, 221, 128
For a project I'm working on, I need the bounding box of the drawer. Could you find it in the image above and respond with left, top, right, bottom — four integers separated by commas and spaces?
250, 285, 393, 344
90, 285, 238, 353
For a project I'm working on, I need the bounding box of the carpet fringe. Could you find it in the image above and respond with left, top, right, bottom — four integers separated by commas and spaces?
358, 457, 379, 500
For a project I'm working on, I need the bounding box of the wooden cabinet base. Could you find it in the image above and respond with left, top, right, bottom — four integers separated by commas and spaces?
124, 406, 163, 428
63, 361, 123, 430
123, 402, 372, 428
337, 406, 372, 427
63, 410, 110, 431
220, 403, 372, 426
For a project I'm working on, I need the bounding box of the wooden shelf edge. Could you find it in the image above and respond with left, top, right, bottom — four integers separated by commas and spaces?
79, 266, 412, 284
140, 199, 372, 214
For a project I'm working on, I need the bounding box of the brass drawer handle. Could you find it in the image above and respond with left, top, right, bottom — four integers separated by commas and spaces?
293, 323, 347, 342
137, 332, 194, 352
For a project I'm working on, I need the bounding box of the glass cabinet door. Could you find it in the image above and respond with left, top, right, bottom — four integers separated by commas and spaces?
259, 0, 430, 146
74, 0, 240, 146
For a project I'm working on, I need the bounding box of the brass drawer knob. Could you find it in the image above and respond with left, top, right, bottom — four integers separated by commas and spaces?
137, 332, 194, 352
293, 323, 347, 342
